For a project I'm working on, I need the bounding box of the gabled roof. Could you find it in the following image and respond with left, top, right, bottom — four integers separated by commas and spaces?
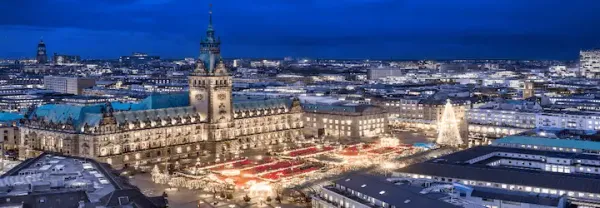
111, 93, 189, 111
29, 92, 193, 132
112, 106, 196, 125
32, 104, 105, 129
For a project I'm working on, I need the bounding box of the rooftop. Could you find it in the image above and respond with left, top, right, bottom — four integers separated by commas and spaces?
397, 144, 600, 194
0, 153, 116, 203
471, 187, 561, 207
0, 113, 23, 122
0, 153, 166, 208
303, 103, 385, 115
494, 135, 600, 152
332, 174, 458, 208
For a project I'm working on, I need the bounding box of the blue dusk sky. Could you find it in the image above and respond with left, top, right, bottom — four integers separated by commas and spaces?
1, 0, 600, 60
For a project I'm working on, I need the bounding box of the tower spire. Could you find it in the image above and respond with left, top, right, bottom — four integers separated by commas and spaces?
207, 4, 214, 33
209, 4, 213, 26
197, 3, 223, 75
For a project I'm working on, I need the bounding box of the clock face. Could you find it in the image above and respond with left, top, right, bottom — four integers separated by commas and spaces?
218, 94, 226, 100
195, 94, 204, 101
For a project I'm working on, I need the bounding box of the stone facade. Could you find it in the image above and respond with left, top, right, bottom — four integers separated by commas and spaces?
303, 103, 387, 139
378, 97, 470, 138
0, 125, 19, 151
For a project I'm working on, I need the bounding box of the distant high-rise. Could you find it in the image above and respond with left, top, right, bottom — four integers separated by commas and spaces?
580, 49, 600, 78
44, 76, 96, 95
53, 53, 81, 65
119, 52, 160, 66
36, 40, 47, 64
367, 66, 404, 80
523, 80, 534, 99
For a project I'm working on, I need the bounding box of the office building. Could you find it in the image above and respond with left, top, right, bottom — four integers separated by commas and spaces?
44, 76, 96, 95
580, 49, 600, 78
367, 66, 404, 80
536, 110, 600, 130
467, 100, 539, 142
0, 94, 46, 113
523, 80, 534, 99
53, 53, 81, 65
303, 102, 387, 139
0, 113, 23, 152
250, 60, 280, 68
381, 97, 470, 138
394, 135, 600, 207
312, 174, 459, 208
119, 53, 160, 66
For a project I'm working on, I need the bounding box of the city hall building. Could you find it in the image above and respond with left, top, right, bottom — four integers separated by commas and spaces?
18, 12, 304, 169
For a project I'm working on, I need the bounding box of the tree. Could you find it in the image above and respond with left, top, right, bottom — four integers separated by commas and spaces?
220, 192, 226, 199
243, 195, 251, 202
266, 196, 272, 202
226, 193, 233, 200
275, 195, 282, 203
436, 99, 463, 146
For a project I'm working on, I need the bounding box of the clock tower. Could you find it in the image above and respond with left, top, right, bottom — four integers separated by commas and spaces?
189, 7, 234, 146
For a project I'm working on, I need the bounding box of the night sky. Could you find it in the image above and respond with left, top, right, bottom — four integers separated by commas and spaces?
1, 0, 600, 60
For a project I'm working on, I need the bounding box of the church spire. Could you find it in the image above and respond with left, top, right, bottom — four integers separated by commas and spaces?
196, 4, 224, 75
209, 4, 213, 27
206, 4, 214, 39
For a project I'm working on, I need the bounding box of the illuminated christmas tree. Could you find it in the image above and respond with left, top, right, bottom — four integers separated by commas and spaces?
437, 99, 463, 146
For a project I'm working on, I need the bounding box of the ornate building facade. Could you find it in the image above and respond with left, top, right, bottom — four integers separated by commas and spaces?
18, 11, 304, 169
303, 103, 387, 140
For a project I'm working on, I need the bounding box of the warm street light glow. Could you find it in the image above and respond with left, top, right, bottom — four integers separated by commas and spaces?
221, 169, 240, 176
248, 182, 273, 198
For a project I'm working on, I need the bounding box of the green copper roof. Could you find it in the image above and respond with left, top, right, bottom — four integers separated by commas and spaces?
494, 135, 600, 152
30, 93, 191, 132
0, 112, 24, 122
111, 92, 189, 111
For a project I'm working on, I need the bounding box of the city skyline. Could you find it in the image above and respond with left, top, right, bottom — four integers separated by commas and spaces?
1, 0, 600, 60
5, 2, 600, 207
